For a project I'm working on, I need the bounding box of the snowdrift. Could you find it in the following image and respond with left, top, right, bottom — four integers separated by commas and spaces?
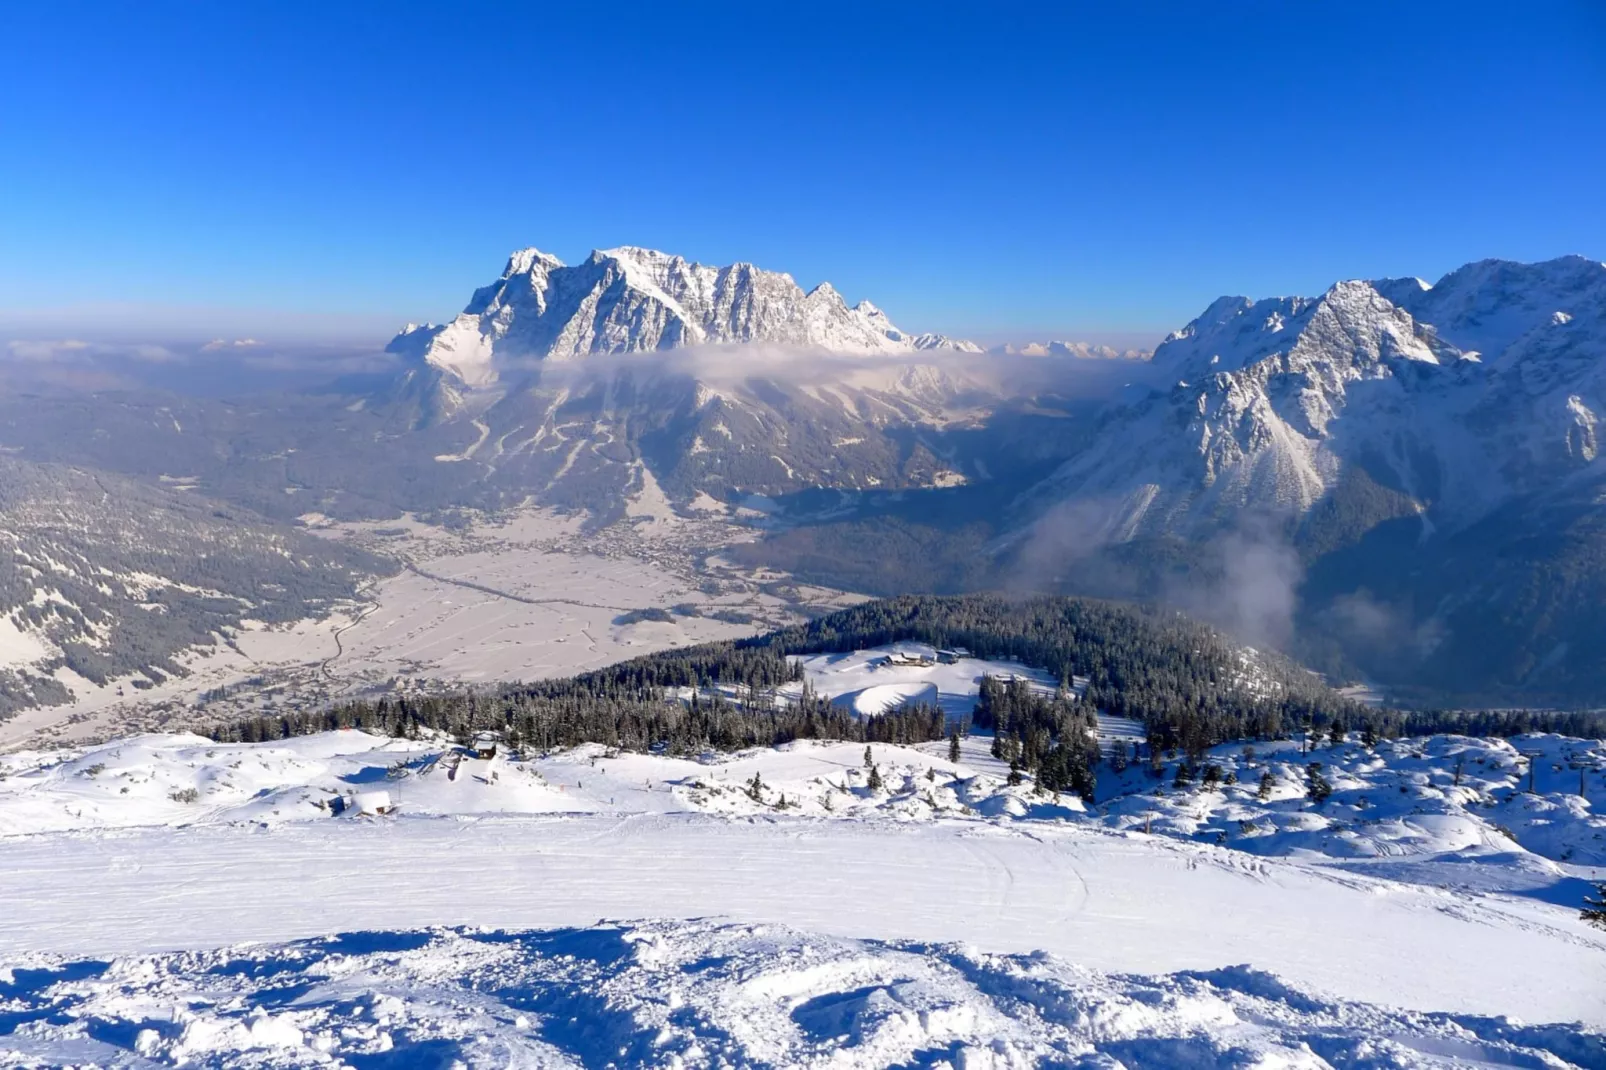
4, 919, 1600, 1068
831, 681, 940, 716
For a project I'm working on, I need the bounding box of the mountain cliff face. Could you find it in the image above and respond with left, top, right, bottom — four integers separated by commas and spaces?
388, 246, 982, 386
1019, 257, 1605, 536
1007, 255, 1606, 701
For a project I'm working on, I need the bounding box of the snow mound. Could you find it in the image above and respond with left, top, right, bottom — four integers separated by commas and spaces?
833, 681, 940, 716
1101, 732, 1606, 866
4, 919, 1598, 1069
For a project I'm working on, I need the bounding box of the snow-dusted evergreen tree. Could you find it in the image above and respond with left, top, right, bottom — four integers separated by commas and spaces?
1258, 769, 1276, 800
1306, 763, 1333, 805
1582, 884, 1606, 931
948, 730, 961, 764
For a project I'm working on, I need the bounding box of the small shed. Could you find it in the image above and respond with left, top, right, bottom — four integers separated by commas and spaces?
471, 732, 500, 759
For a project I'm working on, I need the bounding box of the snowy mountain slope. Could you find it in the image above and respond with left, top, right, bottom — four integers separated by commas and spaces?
993, 255, 1606, 700
1019, 279, 1480, 540
387, 246, 983, 387
1, 754, 1603, 1031
371, 246, 1042, 512
6, 919, 1600, 1069
0, 458, 389, 721
6, 724, 1601, 872
1018, 256, 1606, 536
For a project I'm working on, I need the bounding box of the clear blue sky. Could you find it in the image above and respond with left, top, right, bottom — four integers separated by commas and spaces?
1, 1, 1602, 343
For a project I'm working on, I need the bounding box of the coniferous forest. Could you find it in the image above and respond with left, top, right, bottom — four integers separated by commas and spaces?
205, 594, 1606, 758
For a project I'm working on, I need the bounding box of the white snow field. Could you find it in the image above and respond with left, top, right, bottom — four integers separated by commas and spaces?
2, 726, 1606, 1067
5, 919, 1602, 1069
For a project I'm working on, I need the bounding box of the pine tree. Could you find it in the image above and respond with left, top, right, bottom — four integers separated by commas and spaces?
1007, 759, 1023, 787
948, 730, 961, 764
864, 745, 874, 770
1258, 768, 1275, 800
1173, 762, 1194, 790
746, 771, 765, 802
866, 763, 884, 792
1582, 883, 1606, 930
1306, 762, 1333, 805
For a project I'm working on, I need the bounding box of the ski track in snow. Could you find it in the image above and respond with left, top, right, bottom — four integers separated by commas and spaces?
1, 811, 1603, 1032
4, 714, 1606, 1063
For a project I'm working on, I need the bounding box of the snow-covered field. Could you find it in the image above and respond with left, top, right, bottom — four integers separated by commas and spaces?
2, 726, 1605, 1066
787, 646, 1063, 724
6, 919, 1601, 1069
5, 645, 1606, 1065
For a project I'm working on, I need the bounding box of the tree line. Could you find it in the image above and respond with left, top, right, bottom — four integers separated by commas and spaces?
201, 594, 1606, 758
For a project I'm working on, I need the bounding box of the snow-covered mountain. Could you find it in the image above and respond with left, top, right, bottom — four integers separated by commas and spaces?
1008, 254, 1606, 699
1020, 256, 1604, 539
372, 245, 1026, 510
988, 340, 1152, 360
388, 246, 983, 386
0, 458, 388, 721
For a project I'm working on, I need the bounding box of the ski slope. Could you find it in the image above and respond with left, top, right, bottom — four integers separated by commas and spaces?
2, 733, 1606, 1026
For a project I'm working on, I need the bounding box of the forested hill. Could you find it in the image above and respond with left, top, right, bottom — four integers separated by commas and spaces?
745, 594, 1362, 740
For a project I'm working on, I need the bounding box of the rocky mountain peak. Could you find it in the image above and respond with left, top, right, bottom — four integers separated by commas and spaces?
387, 244, 983, 386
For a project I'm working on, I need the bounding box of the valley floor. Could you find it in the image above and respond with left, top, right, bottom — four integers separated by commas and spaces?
0, 503, 859, 752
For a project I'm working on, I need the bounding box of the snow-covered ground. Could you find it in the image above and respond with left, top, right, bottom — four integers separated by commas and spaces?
2, 728, 1605, 1061
6, 919, 1601, 1069
786, 645, 1064, 724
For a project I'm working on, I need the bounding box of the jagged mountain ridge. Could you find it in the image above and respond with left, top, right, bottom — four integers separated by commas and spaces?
374, 245, 1057, 511
387, 245, 984, 387
1018, 255, 1605, 540
1002, 254, 1606, 700
988, 341, 1152, 360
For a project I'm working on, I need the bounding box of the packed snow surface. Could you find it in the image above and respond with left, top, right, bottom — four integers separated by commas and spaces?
6, 919, 1602, 1069
2, 727, 1606, 1046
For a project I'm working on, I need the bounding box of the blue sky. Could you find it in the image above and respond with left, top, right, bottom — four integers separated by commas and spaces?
1, 1, 1602, 343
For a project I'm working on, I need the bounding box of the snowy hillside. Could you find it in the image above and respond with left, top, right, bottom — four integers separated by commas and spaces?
6, 918, 1601, 1068
0, 457, 387, 722
3, 726, 1606, 1049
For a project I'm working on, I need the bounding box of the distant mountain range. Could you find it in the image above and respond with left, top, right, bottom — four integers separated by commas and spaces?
0, 245, 1601, 707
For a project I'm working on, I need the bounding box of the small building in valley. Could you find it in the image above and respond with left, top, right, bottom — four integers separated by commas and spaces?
471, 732, 501, 760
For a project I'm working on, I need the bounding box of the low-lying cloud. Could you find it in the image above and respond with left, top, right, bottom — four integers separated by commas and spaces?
0, 334, 401, 396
